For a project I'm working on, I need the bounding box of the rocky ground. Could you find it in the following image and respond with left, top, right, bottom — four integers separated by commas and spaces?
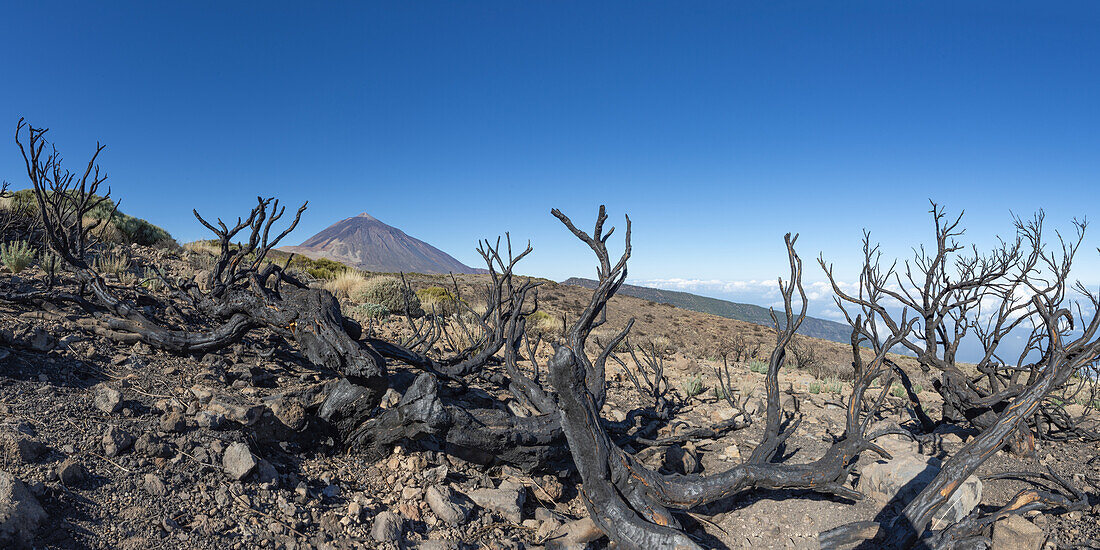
0, 245, 1099, 549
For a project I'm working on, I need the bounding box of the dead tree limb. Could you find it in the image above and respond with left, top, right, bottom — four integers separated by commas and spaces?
820, 204, 1093, 450
12, 120, 388, 412
548, 219, 902, 550
822, 285, 1100, 548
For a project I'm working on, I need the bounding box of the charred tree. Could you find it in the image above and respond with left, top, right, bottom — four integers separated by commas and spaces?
820, 203, 1096, 450
12, 119, 388, 411
547, 219, 907, 550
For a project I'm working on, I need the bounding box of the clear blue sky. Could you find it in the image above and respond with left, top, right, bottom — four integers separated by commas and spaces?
2, 2, 1099, 322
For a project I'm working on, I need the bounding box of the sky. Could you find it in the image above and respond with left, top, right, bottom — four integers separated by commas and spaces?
2, 2, 1100, 334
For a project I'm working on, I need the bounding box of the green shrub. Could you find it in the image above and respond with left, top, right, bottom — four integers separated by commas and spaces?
94, 251, 134, 283
417, 286, 460, 315
349, 302, 389, 320
40, 250, 61, 283
9, 189, 174, 247
138, 268, 163, 292
301, 257, 348, 280
809, 381, 822, 394
352, 276, 423, 316
1, 240, 35, 273
681, 374, 706, 399
748, 359, 768, 374
713, 386, 731, 401
823, 379, 843, 394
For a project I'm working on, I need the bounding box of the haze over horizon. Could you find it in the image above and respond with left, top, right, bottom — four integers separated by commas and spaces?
3, 2, 1099, 343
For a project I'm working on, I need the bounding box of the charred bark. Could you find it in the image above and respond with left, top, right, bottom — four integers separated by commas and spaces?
546, 221, 901, 550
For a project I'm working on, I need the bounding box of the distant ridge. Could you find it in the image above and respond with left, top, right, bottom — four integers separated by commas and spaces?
561, 277, 852, 344
281, 212, 482, 274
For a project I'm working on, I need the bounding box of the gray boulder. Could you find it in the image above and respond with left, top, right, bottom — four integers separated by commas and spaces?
222, 442, 257, 481
0, 472, 47, 547
1, 433, 45, 465
992, 515, 1044, 550
468, 480, 525, 523
92, 383, 122, 414
425, 485, 470, 526
857, 452, 981, 528
101, 426, 134, 457
370, 510, 403, 542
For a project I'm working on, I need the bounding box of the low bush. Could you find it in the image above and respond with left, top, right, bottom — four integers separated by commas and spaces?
8, 189, 174, 247
681, 374, 706, 399
1, 240, 35, 273
348, 302, 390, 321
351, 276, 423, 316
748, 359, 768, 374
40, 251, 62, 283
302, 257, 349, 280
94, 251, 134, 283
417, 286, 460, 316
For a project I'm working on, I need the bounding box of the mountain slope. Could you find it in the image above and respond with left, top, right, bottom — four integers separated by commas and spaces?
280, 212, 480, 274
561, 277, 852, 344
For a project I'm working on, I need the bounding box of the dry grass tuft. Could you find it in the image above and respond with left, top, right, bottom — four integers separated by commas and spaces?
183, 240, 221, 256
324, 269, 368, 298
526, 310, 562, 337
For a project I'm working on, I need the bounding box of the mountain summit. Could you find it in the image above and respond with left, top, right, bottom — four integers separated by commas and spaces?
280, 212, 480, 274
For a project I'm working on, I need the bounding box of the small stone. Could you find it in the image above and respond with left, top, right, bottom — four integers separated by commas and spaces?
346, 501, 362, 521
423, 464, 449, 484
425, 485, 469, 526
857, 453, 982, 528
194, 411, 225, 429
0, 472, 48, 546
993, 515, 1044, 550
205, 397, 264, 426
941, 433, 964, 445
26, 328, 54, 352
159, 411, 187, 433
370, 510, 403, 542
102, 426, 134, 457
268, 398, 307, 431
397, 500, 422, 521
380, 388, 401, 408
534, 475, 564, 501
254, 459, 278, 484
222, 442, 257, 481
468, 480, 525, 523
134, 434, 173, 458
143, 473, 167, 497
417, 541, 457, 550
720, 444, 742, 462
2, 433, 45, 464
92, 383, 122, 414
214, 487, 229, 507
664, 443, 701, 474
57, 459, 87, 486
546, 518, 604, 549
